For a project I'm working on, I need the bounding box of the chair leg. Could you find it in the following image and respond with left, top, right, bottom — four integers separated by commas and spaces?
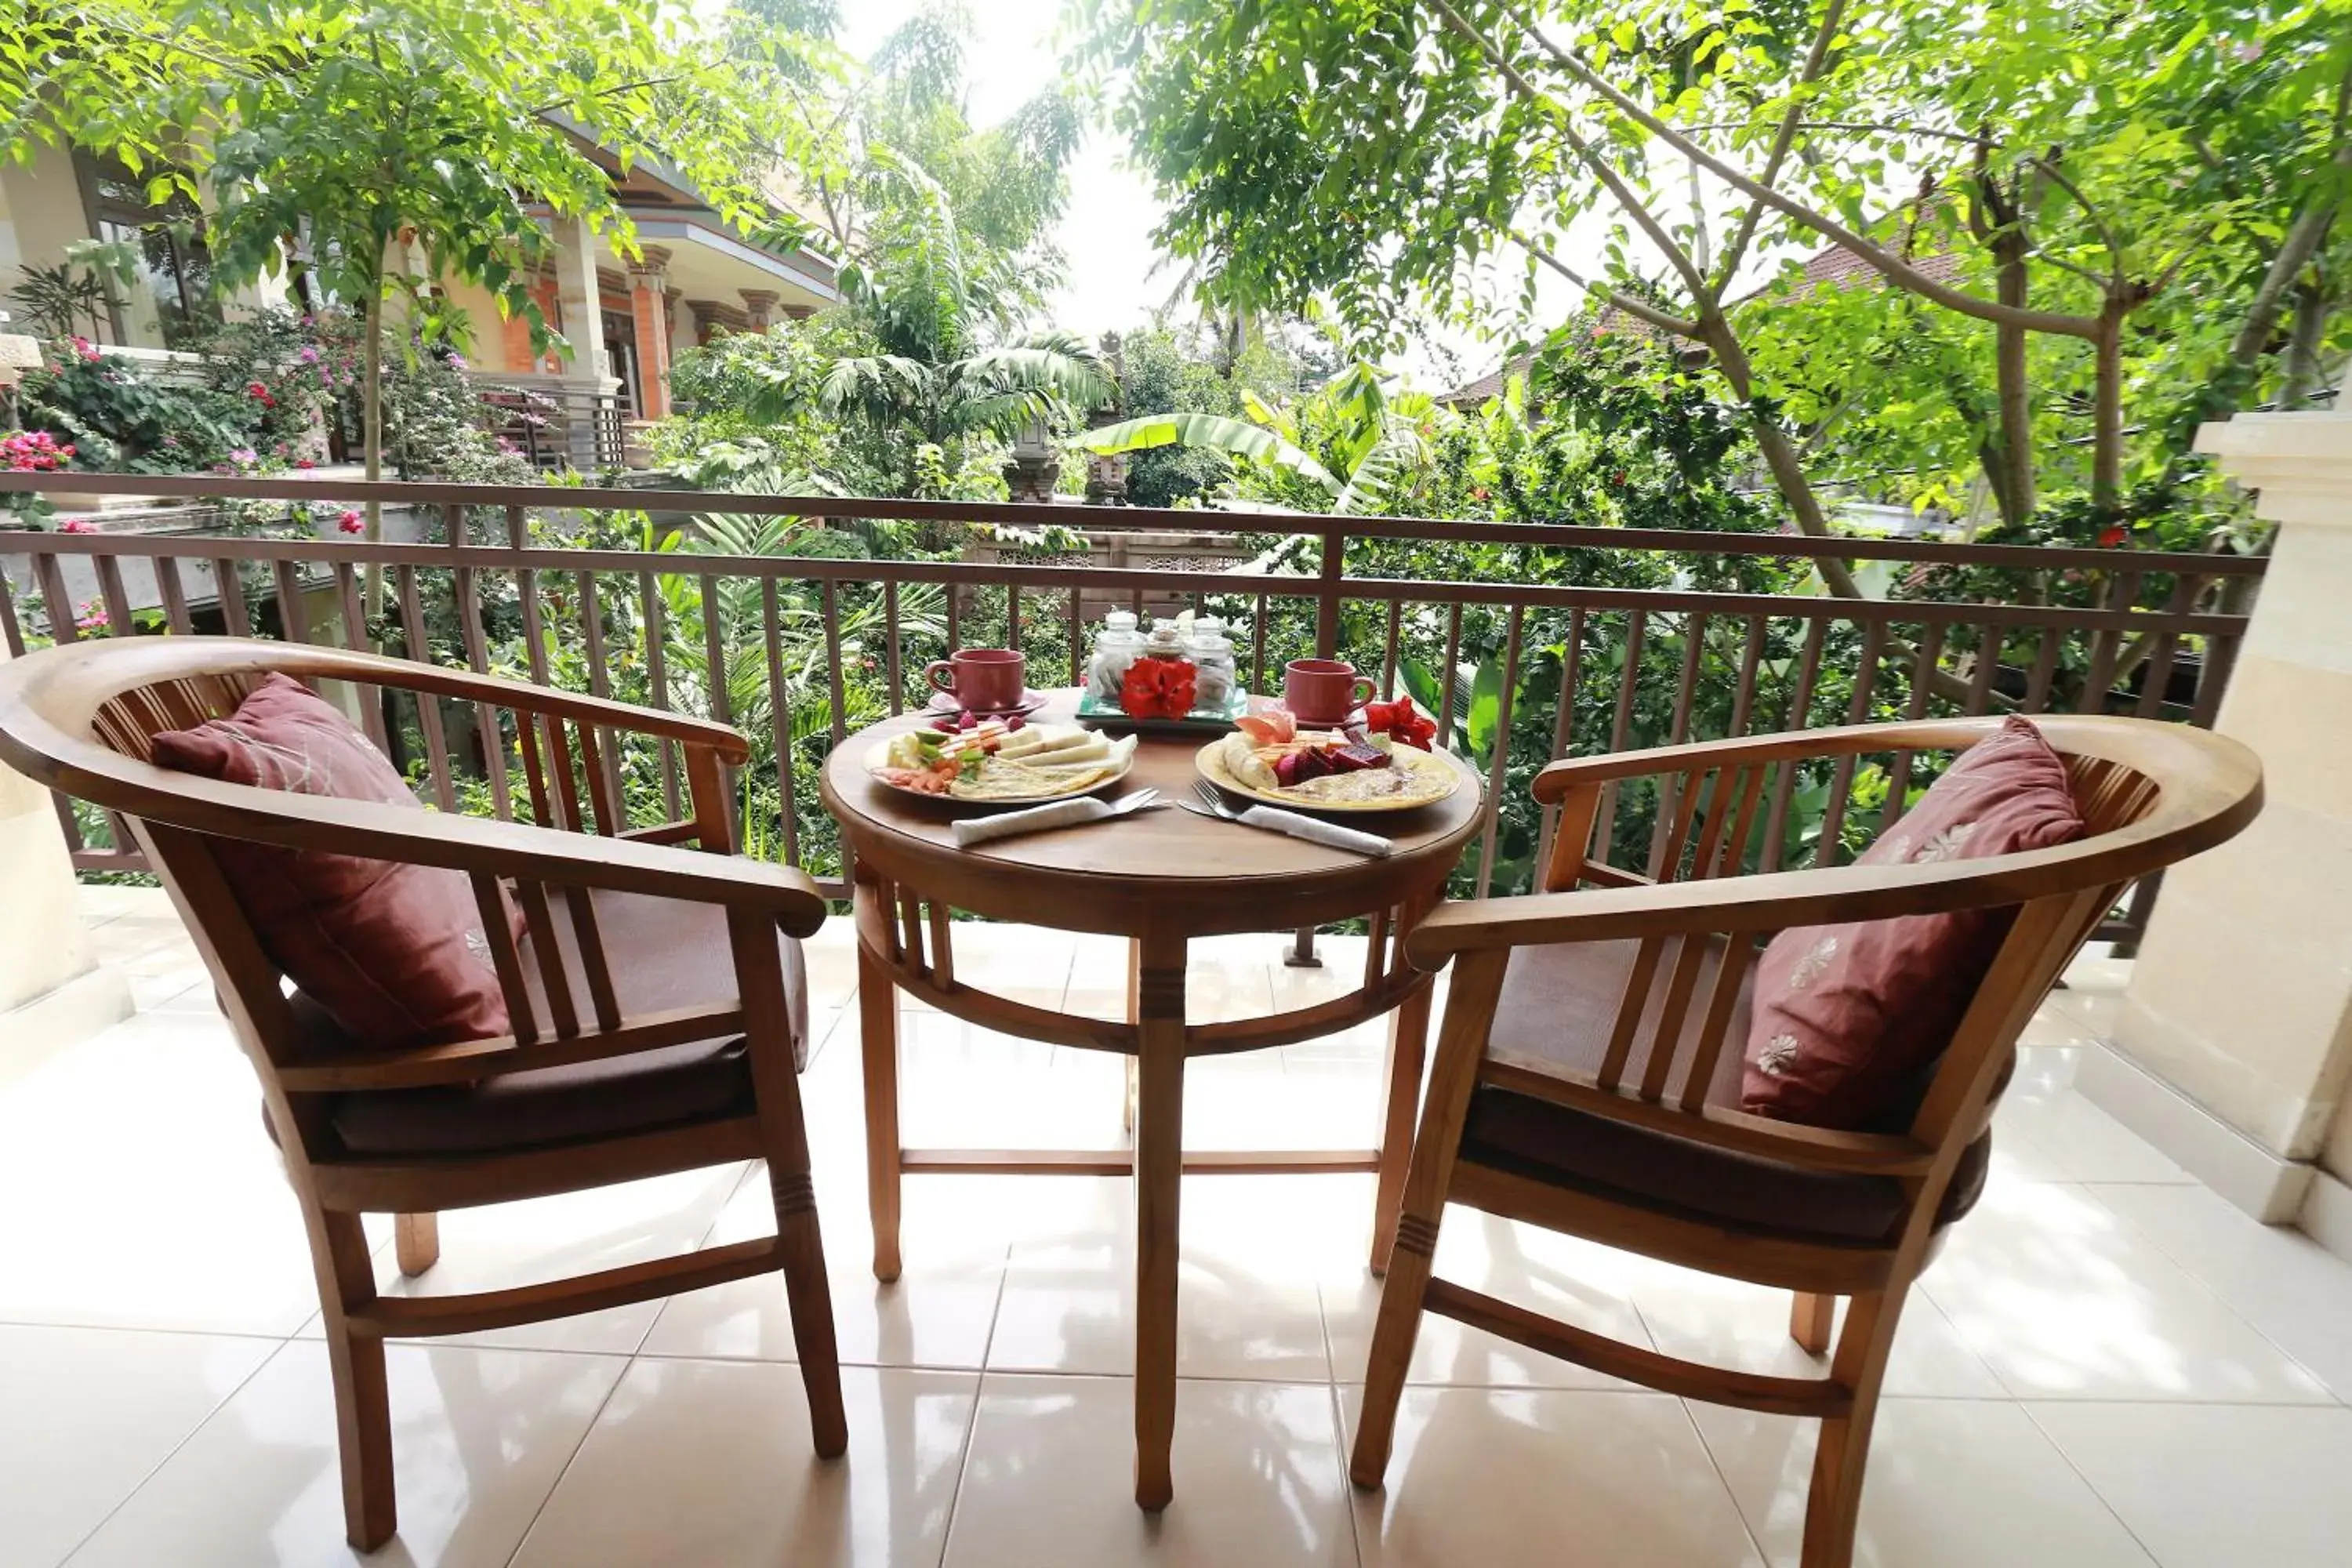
308, 1208, 396, 1549
394, 1212, 440, 1277
1801, 1288, 1904, 1568
771, 1164, 849, 1459
1348, 1198, 1440, 1487
1790, 1290, 1835, 1355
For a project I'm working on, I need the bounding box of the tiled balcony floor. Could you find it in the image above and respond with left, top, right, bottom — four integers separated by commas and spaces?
6, 887, 2352, 1566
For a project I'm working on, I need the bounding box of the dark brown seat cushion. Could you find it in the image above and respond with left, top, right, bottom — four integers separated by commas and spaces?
322, 888, 810, 1157
1464, 939, 1991, 1247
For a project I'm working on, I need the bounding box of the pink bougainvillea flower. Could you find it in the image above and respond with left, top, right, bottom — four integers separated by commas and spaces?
59, 518, 99, 534
336, 508, 365, 535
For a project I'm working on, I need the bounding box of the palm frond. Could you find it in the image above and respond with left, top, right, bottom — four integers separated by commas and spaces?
1075, 411, 1339, 492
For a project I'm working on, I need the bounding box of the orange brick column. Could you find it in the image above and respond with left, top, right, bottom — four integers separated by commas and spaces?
626, 246, 673, 420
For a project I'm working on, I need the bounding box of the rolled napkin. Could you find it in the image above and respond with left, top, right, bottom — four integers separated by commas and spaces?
1237, 804, 1394, 858
952, 795, 1112, 848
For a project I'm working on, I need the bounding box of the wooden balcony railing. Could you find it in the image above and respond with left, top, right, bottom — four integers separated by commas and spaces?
0, 473, 2266, 948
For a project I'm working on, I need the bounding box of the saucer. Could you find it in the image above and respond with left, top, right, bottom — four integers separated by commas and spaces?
924, 688, 1051, 719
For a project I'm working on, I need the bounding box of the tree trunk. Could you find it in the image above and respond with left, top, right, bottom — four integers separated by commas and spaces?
1695, 314, 1865, 596
1991, 232, 2034, 525
361, 289, 387, 640
2091, 297, 2125, 517
2280, 273, 2333, 409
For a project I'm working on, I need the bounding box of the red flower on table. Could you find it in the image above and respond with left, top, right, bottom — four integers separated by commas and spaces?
1120, 656, 1197, 720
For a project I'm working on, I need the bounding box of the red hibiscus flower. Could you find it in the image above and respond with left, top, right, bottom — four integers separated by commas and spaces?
1120, 656, 1197, 720
2097, 524, 2127, 548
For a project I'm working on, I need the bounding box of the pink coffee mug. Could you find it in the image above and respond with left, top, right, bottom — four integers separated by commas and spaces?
925, 647, 1027, 712
1284, 658, 1376, 724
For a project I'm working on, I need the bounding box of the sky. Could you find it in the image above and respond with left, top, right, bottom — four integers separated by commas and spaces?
833, 2, 1575, 390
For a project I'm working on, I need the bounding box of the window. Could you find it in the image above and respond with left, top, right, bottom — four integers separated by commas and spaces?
78, 153, 218, 349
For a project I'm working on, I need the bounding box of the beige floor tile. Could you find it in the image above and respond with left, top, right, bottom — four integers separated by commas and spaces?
66, 1341, 626, 1568
944, 1375, 1353, 1568
1919, 1178, 2333, 1403
0, 1014, 323, 1337
906, 920, 1077, 1013
2028, 1402, 2352, 1568
1323, 1208, 1657, 1392
511, 1361, 976, 1568
1691, 1398, 2156, 1568
1341, 1384, 1767, 1568
988, 1177, 1335, 1381
2088, 1181, 2352, 1401
0, 1323, 278, 1568
641, 1169, 1012, 1370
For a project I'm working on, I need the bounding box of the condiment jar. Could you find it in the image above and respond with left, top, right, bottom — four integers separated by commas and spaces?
1187, 631, 1236, 712
1086, 609, 1145, 702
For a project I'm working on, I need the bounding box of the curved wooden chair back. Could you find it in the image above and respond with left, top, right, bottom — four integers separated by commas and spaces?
1352, 714, 2263, 1568
0, 636, 847, 1552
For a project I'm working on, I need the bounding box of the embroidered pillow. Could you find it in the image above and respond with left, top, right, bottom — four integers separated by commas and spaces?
151, 673, 510, 1051
1740, 716, 2085, 1127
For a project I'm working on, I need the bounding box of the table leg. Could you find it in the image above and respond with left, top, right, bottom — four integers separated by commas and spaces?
1122, 938, 1141, 1136
1131, 934, 1186, 1511
1370, 895, 1437, 1276
855, 887, 903, 1284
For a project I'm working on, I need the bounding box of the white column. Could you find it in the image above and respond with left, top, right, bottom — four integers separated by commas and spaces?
2082, 410, 2352, 1239
0, 641, 132, 1080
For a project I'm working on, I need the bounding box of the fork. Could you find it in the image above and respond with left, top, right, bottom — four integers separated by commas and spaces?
1191, 781, 1241, 818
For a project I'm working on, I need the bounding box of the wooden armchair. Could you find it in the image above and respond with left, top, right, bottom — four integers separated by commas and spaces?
1348, 715, 2261, 1567
0, 637, 845, 1551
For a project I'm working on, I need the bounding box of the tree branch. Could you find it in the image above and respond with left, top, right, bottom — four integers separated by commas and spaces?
1450, 0, 2107, 340
1434, 0, 1711, 302
1712, 0, 1849, 292
1508, 229, 1700, 337
2024, 154, 2125, 284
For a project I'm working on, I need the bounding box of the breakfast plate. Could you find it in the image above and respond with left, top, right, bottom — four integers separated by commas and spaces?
867, 721, 1138, 808
1194, 728, 1461, 814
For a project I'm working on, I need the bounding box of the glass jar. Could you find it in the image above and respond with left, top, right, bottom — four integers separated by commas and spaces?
1188, 632, 1236, 713
1086, 609, 1145, 702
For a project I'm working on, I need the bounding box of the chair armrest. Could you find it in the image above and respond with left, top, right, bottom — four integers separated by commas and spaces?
1530, 716, 2013, 805
65, 757, 826, 932
1406, 828, 2167, 967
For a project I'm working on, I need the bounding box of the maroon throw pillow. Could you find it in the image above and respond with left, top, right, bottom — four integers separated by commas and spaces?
151, 673, 510, 1051
1740, 716, 2085, 1127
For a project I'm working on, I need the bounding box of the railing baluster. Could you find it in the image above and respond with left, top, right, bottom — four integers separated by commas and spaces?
2136, 574, 2200, 719
2024, 626, 2063, 712
1818, 619, 1886, 866
34, 554, 76, 643
0, 568, 27, 655
2079, 570, 2137, 713
1380, 597, 1403, 699
1592, 608, 1646, 866
1251, 593, 1269, 694
640, 568, 681, 820
396, 565, 457, 812
454, 561, 513, 820
574, 568, 623, 818
699, 575, 731, 727
1436, 601, 1465, 744
1966, 621, 2002, 714
946, 576, 960, 651
272, 558, 310, 644
95, 554, 134, 637
1727, 615, 1767, 737
512, 512, 549, 689
1760, 616, 1827, 873
761, 580, 802, 869
1534, 608, 1583, 880
1474, 605, 1523, 898
884, 580, 904, 716
1065, 581, 1083, 688
1648, 611, 1708, 873
1006, 583, 1022, 652
1880, 619, 1945, 833
2190, 626, 2240, 729
821, 580, 848, 749
331, 560, 387, 750
213, 557, 249, 635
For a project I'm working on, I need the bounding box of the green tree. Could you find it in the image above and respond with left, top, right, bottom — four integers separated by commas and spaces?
1088, 0, 2352, 572
7, 0, 841, 528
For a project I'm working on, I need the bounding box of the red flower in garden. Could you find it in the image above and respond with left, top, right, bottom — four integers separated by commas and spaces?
59, 518, 99, 534
69, 336, 102, 363
336, 508, 365, 535
294, 458, 315, 470
1120, 656, 1197, 720
2098, 524, 2127, 548
245, 379, 277, 408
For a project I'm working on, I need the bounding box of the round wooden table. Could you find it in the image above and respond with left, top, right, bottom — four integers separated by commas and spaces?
819, 692, 1483, 1508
